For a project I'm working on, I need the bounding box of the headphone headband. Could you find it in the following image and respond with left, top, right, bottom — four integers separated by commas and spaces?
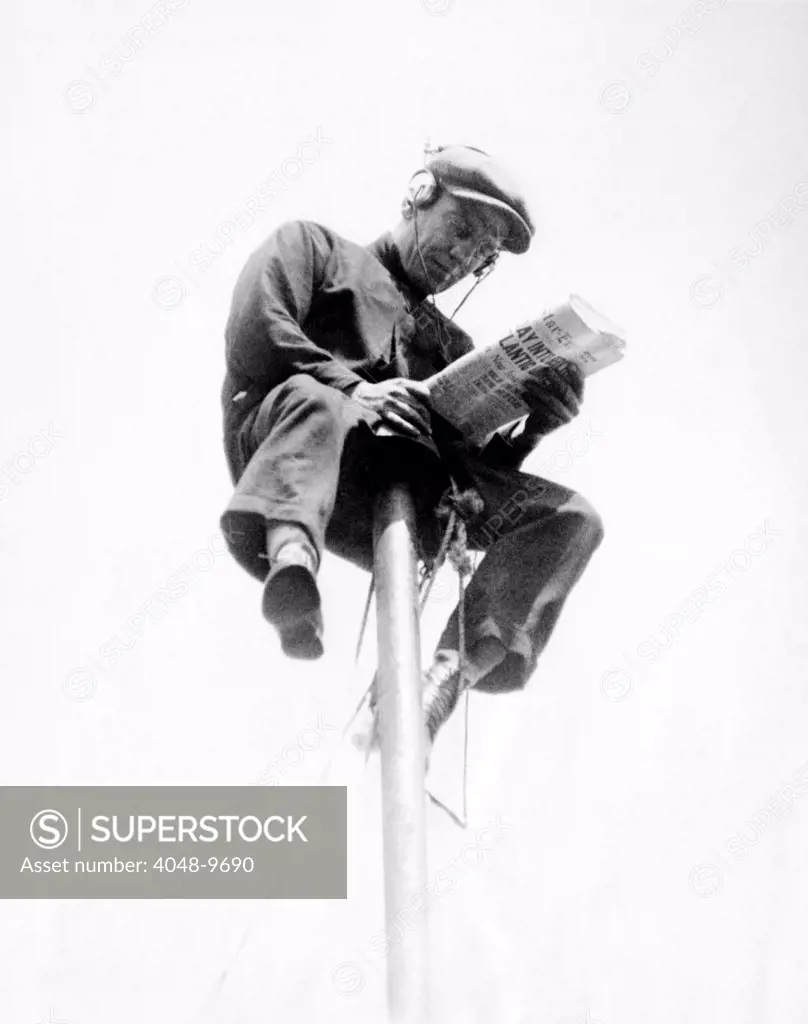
405, 142, 502, 279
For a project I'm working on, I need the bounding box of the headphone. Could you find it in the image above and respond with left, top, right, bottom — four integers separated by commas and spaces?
399, 146, 499, 350
403, 142, 492, 213
403, 144, 500, 281
403, 156, 442, 213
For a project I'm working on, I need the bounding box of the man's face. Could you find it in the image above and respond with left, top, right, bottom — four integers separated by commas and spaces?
393, 189, 509, 295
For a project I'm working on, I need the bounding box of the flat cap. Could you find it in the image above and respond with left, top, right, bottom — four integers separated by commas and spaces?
425, 144, 535, 254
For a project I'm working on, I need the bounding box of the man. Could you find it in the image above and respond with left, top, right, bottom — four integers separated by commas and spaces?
219, 144, 604, 747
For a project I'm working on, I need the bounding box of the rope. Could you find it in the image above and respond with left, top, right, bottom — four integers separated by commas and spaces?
344, 479, 484, 824
431, 478, 482, 828
424, 547, 481, 828
419, 508, 456, 612
354, 575, 375, 663
335, 575, 378, 755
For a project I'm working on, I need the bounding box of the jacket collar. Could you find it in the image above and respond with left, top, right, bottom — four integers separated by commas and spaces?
366, 232, 429, 308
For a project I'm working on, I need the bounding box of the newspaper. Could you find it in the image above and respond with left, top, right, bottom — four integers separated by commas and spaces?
425, 294, 627, 445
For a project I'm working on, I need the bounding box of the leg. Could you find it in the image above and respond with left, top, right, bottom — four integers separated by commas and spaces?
221, 374, 384, 656
434, 456, 604, 695
221, 373, 380, 580
221, 374, 445, 657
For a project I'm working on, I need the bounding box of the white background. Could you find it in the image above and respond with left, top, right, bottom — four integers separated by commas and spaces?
3, 1, 808, 1021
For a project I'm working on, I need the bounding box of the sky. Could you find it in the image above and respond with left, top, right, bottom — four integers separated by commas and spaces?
3, 1, 808, 1022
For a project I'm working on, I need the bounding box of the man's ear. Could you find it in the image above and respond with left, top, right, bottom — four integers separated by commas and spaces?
400, 196, 414, 220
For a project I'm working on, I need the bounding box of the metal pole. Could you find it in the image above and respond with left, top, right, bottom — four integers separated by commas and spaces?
373, 481, 429, 1024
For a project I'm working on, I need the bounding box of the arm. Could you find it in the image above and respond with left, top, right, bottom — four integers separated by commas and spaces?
478, 363, 585, 469
478, 417, 537, 469
225, 220, 364, 395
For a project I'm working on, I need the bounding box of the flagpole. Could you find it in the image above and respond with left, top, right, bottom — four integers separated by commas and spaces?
373, 480, 429, 1024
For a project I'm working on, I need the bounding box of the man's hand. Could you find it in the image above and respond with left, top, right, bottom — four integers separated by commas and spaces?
350, 378, 432, 439
521, 362, 584, 438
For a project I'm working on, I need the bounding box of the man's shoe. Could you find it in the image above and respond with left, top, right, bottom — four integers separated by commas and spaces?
261, 542, 323, 660
422, 651, 466, 746
355, 652, 467, 759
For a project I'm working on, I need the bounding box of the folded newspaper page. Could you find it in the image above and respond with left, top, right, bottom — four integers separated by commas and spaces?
426, 294, 627, 445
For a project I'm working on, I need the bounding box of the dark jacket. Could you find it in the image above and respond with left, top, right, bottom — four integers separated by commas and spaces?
221, 220, 527, 480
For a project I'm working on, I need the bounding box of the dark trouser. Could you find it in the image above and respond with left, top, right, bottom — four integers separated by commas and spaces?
221, 373, 604, 694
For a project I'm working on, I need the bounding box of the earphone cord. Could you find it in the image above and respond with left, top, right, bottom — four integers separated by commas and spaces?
413, 202, 498, 341
449, 260, 496, 319
412, 206, 450, 358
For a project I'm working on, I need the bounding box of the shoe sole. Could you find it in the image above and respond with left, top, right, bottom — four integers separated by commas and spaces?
262, 564, 323, 660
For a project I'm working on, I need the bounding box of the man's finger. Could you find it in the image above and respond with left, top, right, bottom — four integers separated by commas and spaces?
524, 368, 569, 400
531, 391, 578, 424
389, 384, 431, 414
383, 410, 421, 437
389, 399, 430, 435
393, 396, 431, 428
398, 382, 433, 408
522, 377, 551, 402
544, 364, 576, 394
544, 369, 582, 411
523, 374, 579, 416
559, 362, 585, 400
402, 395, 432, 423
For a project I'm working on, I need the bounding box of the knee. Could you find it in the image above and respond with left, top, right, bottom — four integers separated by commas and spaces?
564, 491, 605, 549
251, 374, 344, 449
276, 373, 337, 402
272, 374, 342, 418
